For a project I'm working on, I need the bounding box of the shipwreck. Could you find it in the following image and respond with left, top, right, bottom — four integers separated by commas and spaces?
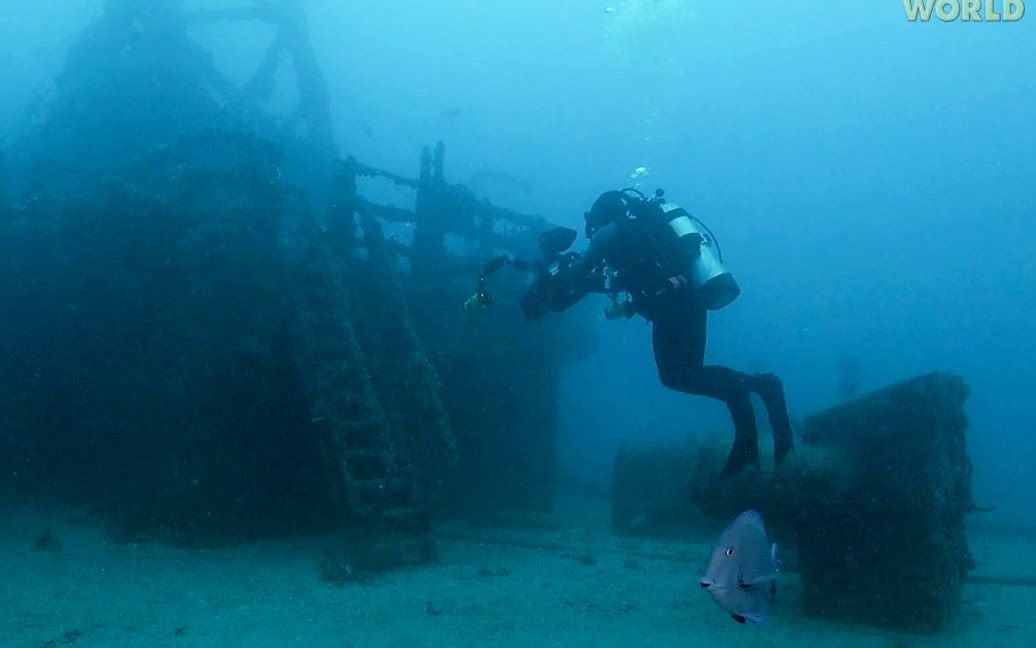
0, 0, 589, 576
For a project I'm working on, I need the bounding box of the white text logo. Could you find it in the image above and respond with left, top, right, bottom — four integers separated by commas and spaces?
903, 0, 1025, 21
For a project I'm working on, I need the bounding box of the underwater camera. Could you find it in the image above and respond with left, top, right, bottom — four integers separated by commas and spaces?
465, 226, 582, 321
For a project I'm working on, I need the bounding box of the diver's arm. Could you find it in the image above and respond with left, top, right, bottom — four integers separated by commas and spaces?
566, 223, 617, 293
521, 226, 612, 319
655, 231, 704, 295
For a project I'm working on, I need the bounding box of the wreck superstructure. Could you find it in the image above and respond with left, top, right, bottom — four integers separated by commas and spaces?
0, 1, 589, 565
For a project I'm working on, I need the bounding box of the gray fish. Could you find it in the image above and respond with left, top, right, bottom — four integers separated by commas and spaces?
700, 510, 778, 624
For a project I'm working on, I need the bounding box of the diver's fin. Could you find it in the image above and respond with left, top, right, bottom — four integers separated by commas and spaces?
749, 372, 795, 466
721, 433, 760, 477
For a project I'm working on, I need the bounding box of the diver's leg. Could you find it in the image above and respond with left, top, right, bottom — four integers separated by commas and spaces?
721, 390, 760, 476
652, 299, 759, 475
745, 373, 794, 467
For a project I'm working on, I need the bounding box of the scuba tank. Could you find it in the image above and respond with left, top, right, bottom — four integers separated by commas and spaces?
611, 188, 740, 312
655, 201, 741, 311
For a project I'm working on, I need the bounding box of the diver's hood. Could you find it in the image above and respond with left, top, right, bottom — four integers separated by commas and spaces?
585, 190, 630, 238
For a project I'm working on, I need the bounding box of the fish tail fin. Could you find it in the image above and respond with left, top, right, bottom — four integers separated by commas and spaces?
743, 612, 767, 625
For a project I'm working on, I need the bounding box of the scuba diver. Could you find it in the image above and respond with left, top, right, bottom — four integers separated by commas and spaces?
559, 188, 794, 476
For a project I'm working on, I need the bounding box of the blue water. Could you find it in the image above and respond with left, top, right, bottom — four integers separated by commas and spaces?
1, 1, 1034, 645
259, 0, 1035, 517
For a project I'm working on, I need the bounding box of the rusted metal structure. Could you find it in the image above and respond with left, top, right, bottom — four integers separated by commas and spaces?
0, 1, 590, 576
612, 372, 976, 633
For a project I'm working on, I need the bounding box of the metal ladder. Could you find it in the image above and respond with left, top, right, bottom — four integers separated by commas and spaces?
294, 237, 427, 534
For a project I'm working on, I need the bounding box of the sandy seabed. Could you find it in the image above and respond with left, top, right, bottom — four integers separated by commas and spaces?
1, 497, 1032, 648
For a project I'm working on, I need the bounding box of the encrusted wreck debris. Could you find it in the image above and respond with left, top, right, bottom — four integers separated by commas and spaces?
796, 372, 973, 633
612, 372, 976, 633
0, 129, 579, 550
0, 0, 591, 575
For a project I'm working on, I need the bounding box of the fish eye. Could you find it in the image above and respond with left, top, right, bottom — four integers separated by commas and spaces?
725, 547, 735, 557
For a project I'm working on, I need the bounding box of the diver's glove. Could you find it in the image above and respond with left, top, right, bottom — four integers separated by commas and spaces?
605, 290, 634, 319
654, 274, 689, 297
604, 295, 635, 320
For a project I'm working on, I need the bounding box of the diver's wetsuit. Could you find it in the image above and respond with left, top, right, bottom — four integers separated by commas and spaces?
569, 222, 794, 476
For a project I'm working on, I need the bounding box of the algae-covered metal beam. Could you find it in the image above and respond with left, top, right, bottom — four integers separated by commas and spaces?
336, 142, 550, 263
352, 162, 421, 190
